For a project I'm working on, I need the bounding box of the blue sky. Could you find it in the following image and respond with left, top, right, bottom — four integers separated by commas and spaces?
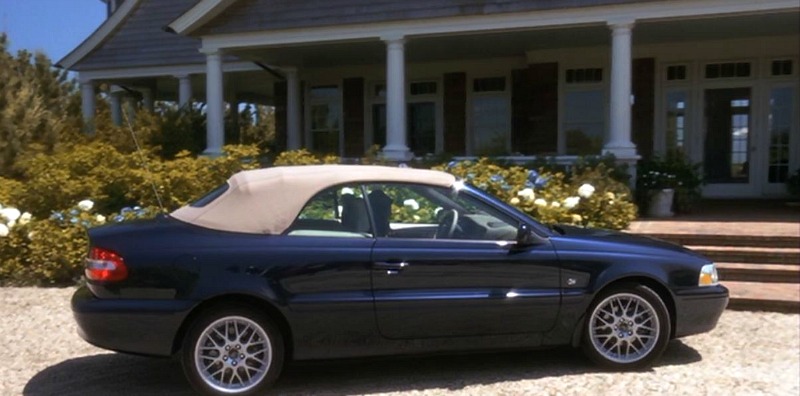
1, 0, 106, 62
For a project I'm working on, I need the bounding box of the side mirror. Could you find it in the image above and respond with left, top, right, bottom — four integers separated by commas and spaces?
516, 223, 539, 247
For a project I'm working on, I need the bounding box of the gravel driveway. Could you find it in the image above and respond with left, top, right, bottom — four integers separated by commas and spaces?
2, 287, 798, 396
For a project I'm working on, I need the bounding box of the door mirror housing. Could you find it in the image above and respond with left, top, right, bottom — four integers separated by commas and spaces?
516, 223, 539, 247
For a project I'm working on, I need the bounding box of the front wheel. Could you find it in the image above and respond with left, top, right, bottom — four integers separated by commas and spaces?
582, 283, 671, 370
181, 306, 284, 395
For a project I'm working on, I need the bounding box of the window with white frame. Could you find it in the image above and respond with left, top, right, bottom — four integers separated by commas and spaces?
309, 85, 341, 155
408, 81, 437, 156
665, 91, 687, 151
562, 67, 605, 155
471, 77, 509, 155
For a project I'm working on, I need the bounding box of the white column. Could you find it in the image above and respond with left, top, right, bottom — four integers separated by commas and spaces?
176, 74, 193, 108
203, 49, 225, 156
381, 35, 412, 161
603, 20, 638, 159
109, 85, 124, 126
80, 78, 96, 134
285, 67, 302, 150
141, 88, 155, 112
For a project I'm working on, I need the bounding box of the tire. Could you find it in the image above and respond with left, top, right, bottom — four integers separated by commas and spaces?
581, 283, 671, 370
181, 305, 284, 395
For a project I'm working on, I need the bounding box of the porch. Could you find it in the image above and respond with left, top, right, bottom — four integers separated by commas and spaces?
628, 199, 800, 312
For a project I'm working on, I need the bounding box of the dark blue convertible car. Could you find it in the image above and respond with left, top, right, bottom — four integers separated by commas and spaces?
72, 165, 728, 395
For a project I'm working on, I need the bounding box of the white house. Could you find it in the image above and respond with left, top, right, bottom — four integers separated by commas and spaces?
59, 0, 799, 197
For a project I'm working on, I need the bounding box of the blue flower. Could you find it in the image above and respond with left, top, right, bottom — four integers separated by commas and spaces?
113, 215, 125, 223
524, 180, 534, 188
121, 207, 132, 215
70, 217, 79, 224
81, 220, 91, 228
50, 212, 64, 221
446, 160, 458, 169
534, 176, 549, 189
69, 209, 79, 216
490, 174, 504, 183
527, 169, 539, 181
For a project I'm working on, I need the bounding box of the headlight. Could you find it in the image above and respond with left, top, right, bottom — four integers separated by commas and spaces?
698, 263, 719, 286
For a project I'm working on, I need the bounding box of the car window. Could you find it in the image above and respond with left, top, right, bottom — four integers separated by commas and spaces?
365, 183, 518, 241
288, 184, 372, 238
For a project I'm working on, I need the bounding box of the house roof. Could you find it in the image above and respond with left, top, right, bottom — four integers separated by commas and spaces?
172, 0, 661, 37
58, 0, 205, 71
170, 165, 456, 235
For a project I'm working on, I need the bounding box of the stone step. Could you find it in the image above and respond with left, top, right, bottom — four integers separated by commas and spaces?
644, 233, 800, 249
688, 246, 800, 265
725, 281, 800, 313
717, 262, 800, 283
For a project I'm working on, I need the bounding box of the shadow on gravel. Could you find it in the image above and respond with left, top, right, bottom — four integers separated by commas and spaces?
24, 340, 700, 395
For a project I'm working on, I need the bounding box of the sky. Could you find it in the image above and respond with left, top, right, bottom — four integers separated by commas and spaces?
1, 0, 106, 63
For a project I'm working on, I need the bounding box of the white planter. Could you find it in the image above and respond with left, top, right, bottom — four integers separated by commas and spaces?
647, 188, 675, 218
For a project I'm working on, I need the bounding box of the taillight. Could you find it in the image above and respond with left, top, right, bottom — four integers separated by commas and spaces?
85, 247, 128, 282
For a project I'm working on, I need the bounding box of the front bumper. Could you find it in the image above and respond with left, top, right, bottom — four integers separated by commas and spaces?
71, 286, 196, 356
673, 284, 729, 338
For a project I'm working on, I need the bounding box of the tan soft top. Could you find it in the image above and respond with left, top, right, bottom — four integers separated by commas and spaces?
171, 165, 456, 234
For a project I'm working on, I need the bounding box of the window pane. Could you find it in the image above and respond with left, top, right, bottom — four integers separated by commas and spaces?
290, 185, 372, 237
472, 95, 510, 155
768, 87, 793, 183
564, 90, 605, 155
365, 183, 517, 241
408, 102, 436, 155
666, 91, 687, 150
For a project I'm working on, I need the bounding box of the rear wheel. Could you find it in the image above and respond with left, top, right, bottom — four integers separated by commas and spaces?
582, 283, 670, 370
181, 306, 284, 395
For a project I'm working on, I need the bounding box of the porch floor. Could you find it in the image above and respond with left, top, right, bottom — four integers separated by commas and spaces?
627, 199, 800, 313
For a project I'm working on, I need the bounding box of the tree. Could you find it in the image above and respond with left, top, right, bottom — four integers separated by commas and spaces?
0, 34, 80, 177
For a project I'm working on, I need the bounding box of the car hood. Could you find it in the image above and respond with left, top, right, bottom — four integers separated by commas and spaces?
549, 224, 708, 261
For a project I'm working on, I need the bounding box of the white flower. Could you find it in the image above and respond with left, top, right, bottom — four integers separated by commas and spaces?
517, 188, 535, 201
96, 214, 107, 224
78, 199, 95, 211
578, 184, 595, 198
571, 214, 583, 223
6, 220, 15, 229
19, 212, 32, 226
510, 197, 520, 205
534, 198, 547, 207
550, 201, 561, 208
0, 207, 21, 222
563, 196, 580, 209
0, 224, 8, 237
340, 187, 354, 195
403, 199, 419, 211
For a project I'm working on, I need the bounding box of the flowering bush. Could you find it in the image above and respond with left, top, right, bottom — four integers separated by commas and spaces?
0, 198, 163, 286
434, 158, 637, 230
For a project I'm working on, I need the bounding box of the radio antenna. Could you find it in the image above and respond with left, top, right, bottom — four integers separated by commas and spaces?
123, 107, 166, 213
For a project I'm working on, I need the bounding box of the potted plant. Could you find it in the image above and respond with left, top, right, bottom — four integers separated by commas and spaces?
636, 150, 703, 217
787, 168, 800, 205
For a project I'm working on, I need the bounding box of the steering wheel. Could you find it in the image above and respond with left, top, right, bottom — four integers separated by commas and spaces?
435, 209, 459, 239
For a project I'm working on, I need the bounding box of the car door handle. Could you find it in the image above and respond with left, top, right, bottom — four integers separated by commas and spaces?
373, 261, 409, 275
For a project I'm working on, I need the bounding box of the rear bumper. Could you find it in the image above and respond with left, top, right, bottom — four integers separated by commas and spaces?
673, 284, 729, 338
71, 286, 196, 357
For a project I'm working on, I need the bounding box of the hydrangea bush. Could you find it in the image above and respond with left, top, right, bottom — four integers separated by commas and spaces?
433, 158, 637, 230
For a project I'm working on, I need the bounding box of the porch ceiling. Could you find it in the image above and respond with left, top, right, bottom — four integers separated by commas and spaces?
228, 10, 798, 69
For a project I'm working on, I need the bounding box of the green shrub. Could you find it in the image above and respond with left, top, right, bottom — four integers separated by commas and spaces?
787, 168, 800, 197
636, 150, 703, 213
273, 149, 340, 166
436, 158, 637, 230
